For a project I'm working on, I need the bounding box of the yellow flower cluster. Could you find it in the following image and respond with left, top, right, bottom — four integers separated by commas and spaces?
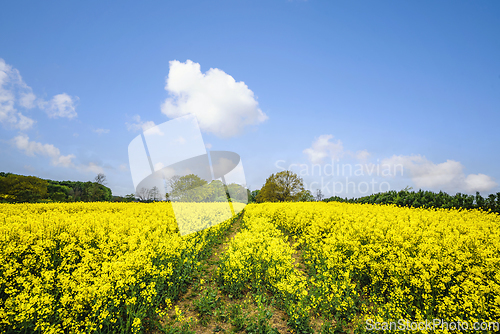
173, 202, 246, 235
216, 215, 311, 330
242, 202, 500, 331
0, 202, 237, 333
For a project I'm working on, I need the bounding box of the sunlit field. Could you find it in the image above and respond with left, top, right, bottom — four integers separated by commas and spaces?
1, 202, 499, 333
0, 202, 237, 333
239, 203, 500, 333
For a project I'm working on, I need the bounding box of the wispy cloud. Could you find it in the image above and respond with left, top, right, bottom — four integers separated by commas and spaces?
126, 115, 163, 135
12, 134, 75, 167
84, 162, 104, 174
0, 58, 79, 131
39, 93, 78, 119
303, 135, 345, 164
93, 128, 110, 135
11, 134, 103, 174
303, 134, 497, 194
382, 155, 497, 193
0, 59, 36, 130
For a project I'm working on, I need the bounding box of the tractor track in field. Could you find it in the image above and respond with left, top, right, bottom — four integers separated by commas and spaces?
152, 212, 291, 334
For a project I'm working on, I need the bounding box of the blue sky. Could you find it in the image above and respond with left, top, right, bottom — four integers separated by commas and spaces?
1, 0, 499, 197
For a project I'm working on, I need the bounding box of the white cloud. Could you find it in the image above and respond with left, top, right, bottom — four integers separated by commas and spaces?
41, 93, 78, 119
83, 162, 104, 174
302, 134, 496, 194
12, 134, 75, 167
303, 135, 344, 164
119, 163, 129, 171
126, 115, 163, 135
11, 134, 104, 175
16, 113, 35, 131
154, 162, 164, 171
161, 60, 268, 138
0, 58, 36, 130
464, 174, 496, 193
303, 135, 371, 164
93, 128, 110, 135
0, 58, 78, 129
205, 143, 212, 149
382, 155, 497, 193
355, 149, 370, 161
19, 92, 36, 109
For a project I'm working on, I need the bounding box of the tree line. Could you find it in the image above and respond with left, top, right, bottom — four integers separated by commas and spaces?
4, 168, 498, 212
0, 172, 112, 203
323, 188, 500, 213
0, 170, 311, 204
252, 170, 500, 213
132, 174, 249, 203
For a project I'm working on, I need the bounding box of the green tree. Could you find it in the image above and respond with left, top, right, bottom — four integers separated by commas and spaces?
48, 183, 71, 202
256, 170, 305, 203
248, 189, 260, 203
297, 189, 315, 202
124, 194, 136, 202
95, 183, 112, 201
226, 183, 247, 203
50, 191, 66, 202
206, 180, 228, 202
168, 174, 208, 202
81, 181, 112, 202
0, 174, 48, 203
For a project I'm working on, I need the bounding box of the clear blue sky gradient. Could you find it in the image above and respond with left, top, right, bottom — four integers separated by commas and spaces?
1, 0, 499, 197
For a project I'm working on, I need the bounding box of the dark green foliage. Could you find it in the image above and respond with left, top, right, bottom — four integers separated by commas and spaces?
193, 287, 220, 325
248, 189, 260, 203
166, 174, 246, 203
245, 308, 281, 334
112, 194, 136, 202
80, 181, 112, 202
0, 174, 48, 203
324, 189, 500, 213
256, 171, 305, 203
0, 171, 113, 203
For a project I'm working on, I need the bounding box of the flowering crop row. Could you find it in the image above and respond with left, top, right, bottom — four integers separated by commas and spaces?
0, 202, 239, 334
3, 201, 498, 333
216, 215, 312, 331
241, 202, 500, 332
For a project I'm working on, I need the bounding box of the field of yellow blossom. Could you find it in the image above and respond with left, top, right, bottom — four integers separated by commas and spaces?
1, 201, 499, 333
0, 202, 241, 333
226, 202, 500, 333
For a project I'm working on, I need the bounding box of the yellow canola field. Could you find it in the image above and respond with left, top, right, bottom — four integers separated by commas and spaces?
242, 202, 500, 332
216, 215, 311, 330
0, 202, 237, 334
